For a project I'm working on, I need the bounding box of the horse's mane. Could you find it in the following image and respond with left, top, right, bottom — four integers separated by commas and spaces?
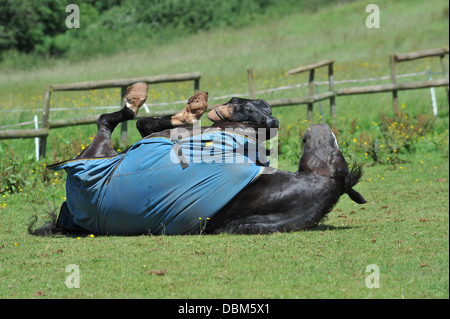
346, 163, 364, 190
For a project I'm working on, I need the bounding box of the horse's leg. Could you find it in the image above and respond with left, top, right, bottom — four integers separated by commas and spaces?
77, 82, 148, 158
207, 97, 279, 132
136, 91, 208, 137
207, 98, 279, 143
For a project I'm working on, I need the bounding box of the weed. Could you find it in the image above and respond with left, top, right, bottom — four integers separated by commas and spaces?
277, 120, 306, 167
336, 108, 439, 165
379, 109, 435, 155
0, 143, 66, 195
199, 217, 211, 235
0, 146, 31, 194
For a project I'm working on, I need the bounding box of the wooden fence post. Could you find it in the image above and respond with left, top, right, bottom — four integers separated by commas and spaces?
328, 62, 336, 127
307, 69, 315, 122
247, 68, 255, 99
194, 78, 200, 93
440, 54, 449, 104
287, 60, 334, 123
389, 54, 398, 113
39, 85, 52, 159
120, 86, 128, 147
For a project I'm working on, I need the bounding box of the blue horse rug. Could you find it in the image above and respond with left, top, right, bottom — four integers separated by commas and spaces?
49, 129, 266, 235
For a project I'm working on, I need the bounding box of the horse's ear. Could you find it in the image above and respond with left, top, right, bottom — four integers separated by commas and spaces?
347, 188, 367, 204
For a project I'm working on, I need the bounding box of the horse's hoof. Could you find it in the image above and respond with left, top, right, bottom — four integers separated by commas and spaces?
171, 91, 209, 125
207, 103, 233, 122
125, 82, 148, 116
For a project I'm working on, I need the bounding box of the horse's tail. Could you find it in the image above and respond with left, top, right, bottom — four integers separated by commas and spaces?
28, 200, 62, 236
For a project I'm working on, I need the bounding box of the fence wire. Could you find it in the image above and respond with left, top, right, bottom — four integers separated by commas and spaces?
0, 70, 442, 129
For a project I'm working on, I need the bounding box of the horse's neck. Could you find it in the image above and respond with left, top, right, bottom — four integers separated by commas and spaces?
294, 171, 340, 201
286, 171, 341, 227
259, 170, 340, 214
205, 170, 341, 234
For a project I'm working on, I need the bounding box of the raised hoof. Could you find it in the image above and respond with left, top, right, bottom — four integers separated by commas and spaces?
171, 91, 209, 125
125, 82, 149, 117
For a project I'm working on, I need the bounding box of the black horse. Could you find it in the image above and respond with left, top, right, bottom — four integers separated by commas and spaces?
30, 82, 366, 235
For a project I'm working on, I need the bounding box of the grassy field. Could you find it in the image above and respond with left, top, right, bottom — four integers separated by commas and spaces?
1, 158, 448, 298
0, 0, 449, 299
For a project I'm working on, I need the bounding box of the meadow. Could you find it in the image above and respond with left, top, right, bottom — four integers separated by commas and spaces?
0, 0, 449, 299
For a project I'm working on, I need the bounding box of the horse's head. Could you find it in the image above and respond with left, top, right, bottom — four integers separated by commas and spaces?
299, 123, 367, 204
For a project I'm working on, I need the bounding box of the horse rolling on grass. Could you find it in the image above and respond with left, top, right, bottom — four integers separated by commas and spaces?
29, 82, 366, 236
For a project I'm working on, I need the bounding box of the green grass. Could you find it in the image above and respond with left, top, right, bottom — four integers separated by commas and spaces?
0, 0, 449, 299
1, 155, 448, 298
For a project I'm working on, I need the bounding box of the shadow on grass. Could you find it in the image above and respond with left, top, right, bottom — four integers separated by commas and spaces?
309, 224, 360, 231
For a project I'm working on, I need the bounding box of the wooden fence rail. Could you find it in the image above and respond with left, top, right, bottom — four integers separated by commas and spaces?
0, 128, 49, 140
49, 73, 201, 92
36, 72, 201, 158
265, 47, 448, 125
336, 78, 449, 95
284, 59, 336, 124
1, 47, 448, 159
390, 47, 449, 112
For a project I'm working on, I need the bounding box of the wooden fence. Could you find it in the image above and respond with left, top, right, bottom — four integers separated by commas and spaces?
272, 59, 336, 123
0, 47, 448, 158
264, 47, 449, 125
389, 47, 449, 112
0, 72, 201, 158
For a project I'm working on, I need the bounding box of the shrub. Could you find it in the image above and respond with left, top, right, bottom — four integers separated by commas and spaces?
0, 145, 31, 194
0, 0, 356, 64
379, 110, 435, 155
0, 142, 67, 195
338, 109, 437, 165
277, 121, 306, 166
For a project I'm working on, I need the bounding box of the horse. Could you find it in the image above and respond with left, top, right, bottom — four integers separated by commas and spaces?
30, 82, 366, 236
